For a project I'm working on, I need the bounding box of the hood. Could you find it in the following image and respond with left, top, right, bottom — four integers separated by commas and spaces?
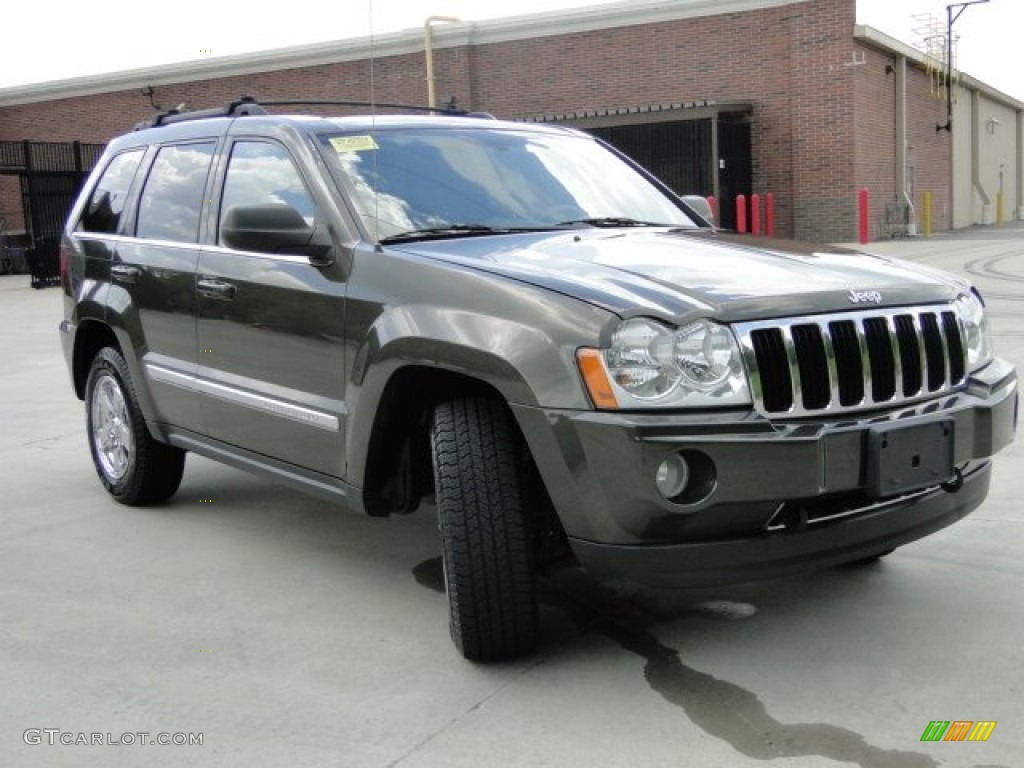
390, 228, 967, 323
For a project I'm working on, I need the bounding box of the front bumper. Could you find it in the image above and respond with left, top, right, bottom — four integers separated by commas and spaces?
571, 462, 989, 586
512, 358, 1017, 586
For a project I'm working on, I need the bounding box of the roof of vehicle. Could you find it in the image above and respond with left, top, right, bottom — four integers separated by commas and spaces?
112, 98, 585, 150
318, 114, 583, 136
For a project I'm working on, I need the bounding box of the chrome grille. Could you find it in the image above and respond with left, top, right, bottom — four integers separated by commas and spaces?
734, 306, 967, 417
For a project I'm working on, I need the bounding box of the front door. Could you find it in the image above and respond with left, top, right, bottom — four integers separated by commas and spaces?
194, 139, 347, 477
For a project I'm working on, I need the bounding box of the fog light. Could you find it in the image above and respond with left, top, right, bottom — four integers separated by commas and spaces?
655, 454, 690, 500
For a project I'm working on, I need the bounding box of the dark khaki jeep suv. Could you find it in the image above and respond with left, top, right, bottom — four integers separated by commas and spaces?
61, 99, 1017, 660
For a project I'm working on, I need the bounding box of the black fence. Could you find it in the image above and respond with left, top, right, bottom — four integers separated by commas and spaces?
1, 140, 106, 287
590, 113, 752, 231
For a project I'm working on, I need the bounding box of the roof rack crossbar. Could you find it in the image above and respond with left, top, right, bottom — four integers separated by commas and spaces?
133, 97, 267, 131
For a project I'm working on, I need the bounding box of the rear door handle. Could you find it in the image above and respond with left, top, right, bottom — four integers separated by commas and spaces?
197, 278, 237, 301
111, 264, 141, 284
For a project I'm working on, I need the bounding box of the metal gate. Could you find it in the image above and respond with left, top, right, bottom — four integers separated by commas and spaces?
0, 140, 105, 286
589, 114, 752, 230
715, 117, 752, 231
591, 120, 712, 198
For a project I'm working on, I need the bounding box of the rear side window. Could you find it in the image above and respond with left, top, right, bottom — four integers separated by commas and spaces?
136, 142, 216, 243
78, 149, 145, 234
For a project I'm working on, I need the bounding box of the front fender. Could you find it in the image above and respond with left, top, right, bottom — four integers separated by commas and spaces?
344, 302, 604, 485
340, 245, 616, 485
354, 306, 575, 403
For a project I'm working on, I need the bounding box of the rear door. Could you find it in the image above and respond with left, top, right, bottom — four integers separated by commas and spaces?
194, 137, 348, 477
117, 139, 218, 433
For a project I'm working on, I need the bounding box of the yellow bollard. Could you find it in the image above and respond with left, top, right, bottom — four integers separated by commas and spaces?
923, 191, 932, 237
997, 192, 1005, 225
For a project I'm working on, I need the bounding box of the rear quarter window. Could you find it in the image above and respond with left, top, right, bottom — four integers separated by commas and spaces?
78, 149, 145, 234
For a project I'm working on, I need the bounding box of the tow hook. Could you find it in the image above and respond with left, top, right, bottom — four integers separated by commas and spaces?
941, 467, 964, 493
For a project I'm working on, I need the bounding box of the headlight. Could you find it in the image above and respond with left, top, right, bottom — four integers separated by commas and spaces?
577, 318, 751, 409
955, 290, 993, 372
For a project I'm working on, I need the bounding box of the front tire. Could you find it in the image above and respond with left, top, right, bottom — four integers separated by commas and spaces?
85, 347, 185, 505
430, 397, 539, 661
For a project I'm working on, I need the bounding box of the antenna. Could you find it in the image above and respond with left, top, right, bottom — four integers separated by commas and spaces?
368, 0, 379, 242
368, 0, 376, 116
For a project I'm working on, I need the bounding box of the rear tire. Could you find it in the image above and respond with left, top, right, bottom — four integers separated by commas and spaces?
85, 347, 185, 505
430, 397, 539, 661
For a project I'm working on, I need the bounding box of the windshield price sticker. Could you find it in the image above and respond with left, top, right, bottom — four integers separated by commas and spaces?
329, 135, 379, 153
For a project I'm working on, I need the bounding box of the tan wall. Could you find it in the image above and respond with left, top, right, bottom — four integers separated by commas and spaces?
975, 95, 1019, 223
952, 86, 1021, 225
952, 86, 973, 228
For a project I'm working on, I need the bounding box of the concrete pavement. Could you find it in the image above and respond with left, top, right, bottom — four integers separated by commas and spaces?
1, 226, 1022, 767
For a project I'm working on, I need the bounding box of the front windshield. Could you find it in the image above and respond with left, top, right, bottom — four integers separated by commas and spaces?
317, 125, 697, 241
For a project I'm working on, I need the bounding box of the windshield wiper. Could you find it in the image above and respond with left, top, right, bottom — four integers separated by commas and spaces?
554, 217, 667, 228
380, 224, 551, 243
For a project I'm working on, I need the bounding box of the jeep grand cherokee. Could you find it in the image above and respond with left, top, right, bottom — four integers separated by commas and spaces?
60, 100, 1017, 660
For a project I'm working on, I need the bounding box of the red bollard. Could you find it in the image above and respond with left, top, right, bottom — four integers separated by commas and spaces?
765, 193, 776, 237
858, 188, 869, 244
751, 193, 762, 235
736, 194, 747, 234
706, 195, 718, 227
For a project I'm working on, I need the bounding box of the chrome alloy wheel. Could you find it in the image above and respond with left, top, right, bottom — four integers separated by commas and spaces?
90, 372, 135, 482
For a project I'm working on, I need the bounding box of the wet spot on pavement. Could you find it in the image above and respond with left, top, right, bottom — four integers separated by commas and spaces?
414, 557, 944, 768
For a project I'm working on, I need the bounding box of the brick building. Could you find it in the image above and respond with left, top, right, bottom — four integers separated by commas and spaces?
1, 0, 1022, 250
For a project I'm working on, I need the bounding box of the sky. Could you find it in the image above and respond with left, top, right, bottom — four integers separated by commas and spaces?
0, 0, 1019, 100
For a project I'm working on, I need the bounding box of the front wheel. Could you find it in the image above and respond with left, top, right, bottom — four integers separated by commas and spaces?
85, 347, 185, 505
430, 397, 539, 661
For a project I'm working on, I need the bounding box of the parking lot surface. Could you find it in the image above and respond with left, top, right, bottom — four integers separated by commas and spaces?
2, 225, 1022, 767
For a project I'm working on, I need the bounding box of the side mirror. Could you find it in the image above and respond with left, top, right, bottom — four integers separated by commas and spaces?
681, 195, 715, 227
221, 204, 334, 263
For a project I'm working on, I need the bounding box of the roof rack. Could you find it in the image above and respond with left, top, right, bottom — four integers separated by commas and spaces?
249, 99, 494, 118
133, 97, 267, 131
133, 96, 496, 131
257, 99, 471, 114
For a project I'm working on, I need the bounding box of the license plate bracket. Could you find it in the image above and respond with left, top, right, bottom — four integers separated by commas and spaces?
866, 420, 955, 499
